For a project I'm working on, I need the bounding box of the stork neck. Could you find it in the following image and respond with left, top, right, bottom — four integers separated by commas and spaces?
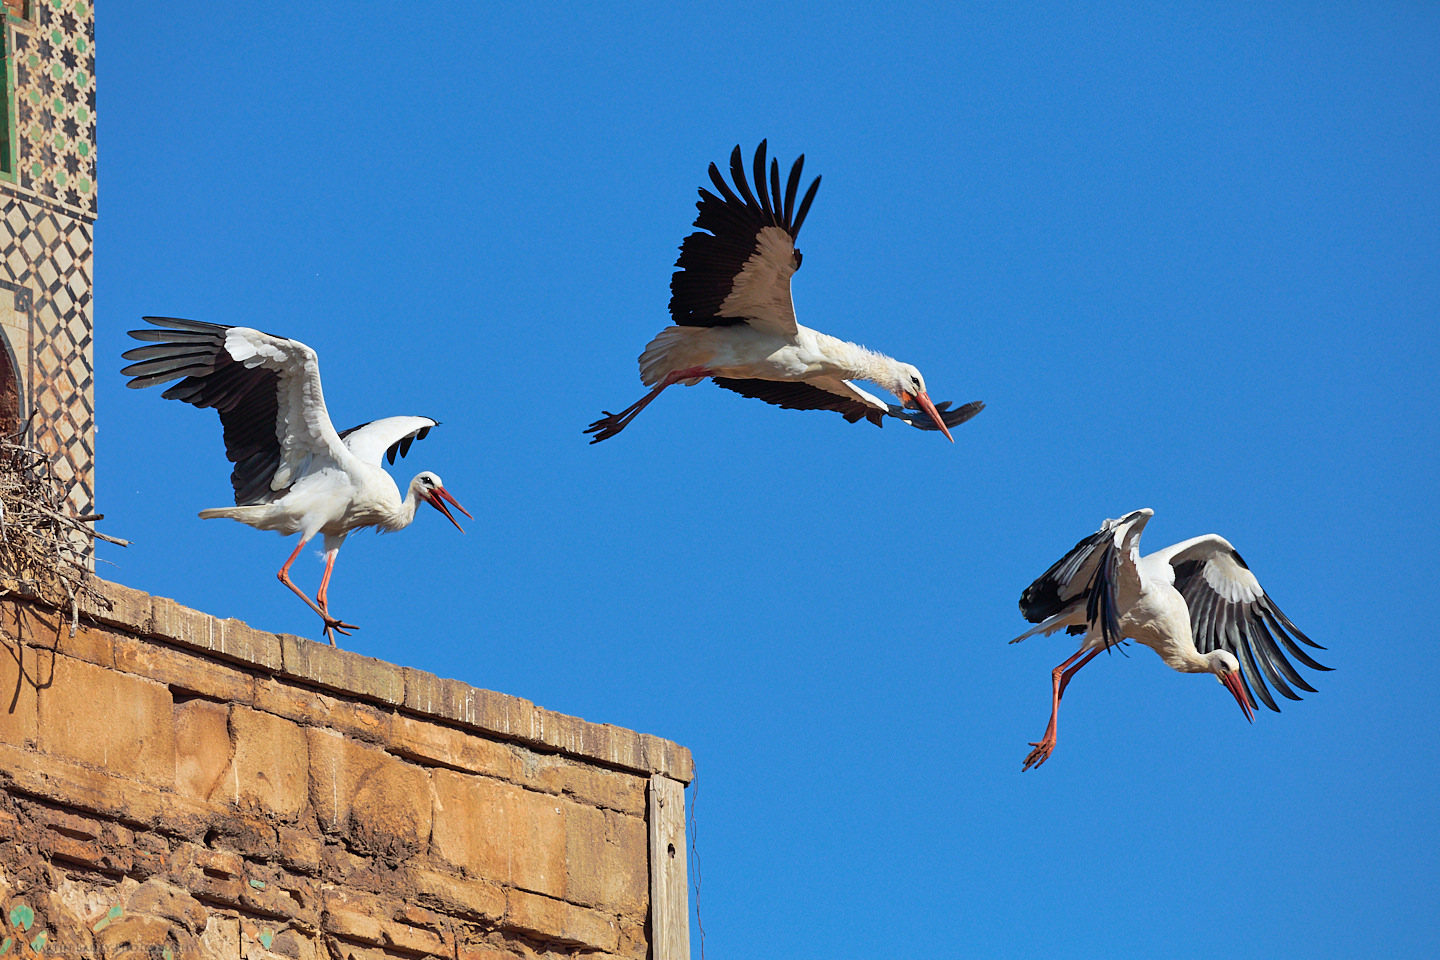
831, 340, 907, 392
380, 484, 423, 533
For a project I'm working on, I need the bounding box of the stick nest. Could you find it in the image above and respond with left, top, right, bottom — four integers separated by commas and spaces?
0, 423, 126, 629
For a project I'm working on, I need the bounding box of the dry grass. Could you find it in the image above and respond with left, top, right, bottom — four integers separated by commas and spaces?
0, 418, 125, 632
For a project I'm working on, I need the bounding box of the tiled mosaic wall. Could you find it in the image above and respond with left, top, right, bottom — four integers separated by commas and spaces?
0, 0, 96, 547
0, 197, 94, 509
11, 0, 97, 217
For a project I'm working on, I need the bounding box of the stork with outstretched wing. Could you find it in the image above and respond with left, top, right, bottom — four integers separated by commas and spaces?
1011, 508, 1331, 770
123, 317, 470, 645
587, 141, 983, 443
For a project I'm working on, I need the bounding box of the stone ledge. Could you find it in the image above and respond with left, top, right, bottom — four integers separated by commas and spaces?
73, 578, 693, 783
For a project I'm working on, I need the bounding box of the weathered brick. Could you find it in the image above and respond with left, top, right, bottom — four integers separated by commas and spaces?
0, 617, 38, 746
430, 769, 512, 884
36, 653, 175, 787
114, 633, 256, 703
280, 635, 403, 706
146, 596, 284, 672
402, 668, 486, 723
228, 706, 309, 819
125, 878, 210, 935
86, 578, 153, 635
504, 888, 619, 955
456, 944, 519, 960
173, 698, 231, 802
255, 676, 392, 744
276, 825, 324, 876
616, 917, 648, 960
306, 729, 431, 859
526, 753, 646, 816
407, 867, 505, 922
203, 812, 280, 860
8, 601, 113, 667
388, 712, 520, 780
238, 862, 317, 924
510, 786, 567, 898
431, 769, 565, 897
381, 912, 452, 956
565, 804, 648, 916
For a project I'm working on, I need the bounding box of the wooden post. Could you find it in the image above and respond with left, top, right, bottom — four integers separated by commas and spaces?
648, 773, 689, 959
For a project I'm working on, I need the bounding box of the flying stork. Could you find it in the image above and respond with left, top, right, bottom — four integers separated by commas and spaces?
586, 141, 983, 443
1011, 508, 1330, 770
122, 317, 471, 646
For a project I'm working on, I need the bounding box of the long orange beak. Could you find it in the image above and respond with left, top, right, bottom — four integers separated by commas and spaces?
905, 391, 954, 443
1220, 671, 1255, 723
427, 486, 473, 533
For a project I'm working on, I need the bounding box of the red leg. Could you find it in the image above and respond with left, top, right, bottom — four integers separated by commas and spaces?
313, 546, 357, 646
585, 367, 711, 443
277, 540, 357, 645
1023, 646, 1103, 771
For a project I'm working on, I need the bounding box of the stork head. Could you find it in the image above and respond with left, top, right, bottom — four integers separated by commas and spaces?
413, 472, 473, 533
891, 362, 954, 443
1209, 650, 1256, 723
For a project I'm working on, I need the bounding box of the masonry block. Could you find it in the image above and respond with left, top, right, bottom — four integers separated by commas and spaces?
388, 711, 520, 781
280, 635, 404, 705
430, 769, 513, 885
115, 632, 256, 703
0, 629, 38, 747
227, 706, 309, 818
306, 729, 432, 859
173, 697, 231, 801
505, 888, 620, 955
36, 653, 175, 787
407, 867, 505, 923
566, 804, 649, 916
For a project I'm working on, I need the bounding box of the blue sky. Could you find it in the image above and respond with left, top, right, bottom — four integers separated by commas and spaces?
97, 3, 1437, 957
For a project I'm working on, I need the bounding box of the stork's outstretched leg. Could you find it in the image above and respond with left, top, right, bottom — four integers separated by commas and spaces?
277, 540, 357, 646
585, 367, 712, 443
1023, 646, 1103, 771
313, 546, 357, 646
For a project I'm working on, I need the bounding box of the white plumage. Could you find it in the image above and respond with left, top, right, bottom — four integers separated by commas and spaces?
123, 317, 471, 645
1012, 508, 1330, 770
587, 141, 983, 443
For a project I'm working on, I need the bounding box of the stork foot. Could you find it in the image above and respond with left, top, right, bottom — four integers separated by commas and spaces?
321, 615, 359, 647
584, 409, 632, 443
1022, 737, 1057, 771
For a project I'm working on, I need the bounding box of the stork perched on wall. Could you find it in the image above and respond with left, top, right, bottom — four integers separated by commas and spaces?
122, 317, 471, 645
587, 141, 983, 443
1012, 509, 1330, 770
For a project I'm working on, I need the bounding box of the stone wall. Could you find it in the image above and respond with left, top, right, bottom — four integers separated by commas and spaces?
0, 579, 693, 959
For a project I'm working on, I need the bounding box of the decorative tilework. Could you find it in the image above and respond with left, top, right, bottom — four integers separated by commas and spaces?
10, 0, 96, 218
0, 0, 94, 562
0, 195, 94, 549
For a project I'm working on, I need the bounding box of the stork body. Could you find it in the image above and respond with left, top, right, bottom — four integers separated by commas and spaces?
587, 141, 983, 442
122, 317, 471, 645
1012, 508, 1330, 770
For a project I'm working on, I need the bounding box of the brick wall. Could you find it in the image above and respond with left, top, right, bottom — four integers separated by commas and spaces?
0, 579, 693, 959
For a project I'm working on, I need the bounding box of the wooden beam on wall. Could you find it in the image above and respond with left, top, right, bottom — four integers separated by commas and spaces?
648, 773, 689, 959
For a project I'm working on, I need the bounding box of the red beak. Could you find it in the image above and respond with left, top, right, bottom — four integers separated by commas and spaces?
427, 486, 472, 533
904, 390, 954, 443
1220, 671, 1255, 724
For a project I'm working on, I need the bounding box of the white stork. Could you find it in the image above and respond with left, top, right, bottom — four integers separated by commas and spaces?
586, 141, 983, 443
1011, 508, 1330, 770
122, 317, 471, 645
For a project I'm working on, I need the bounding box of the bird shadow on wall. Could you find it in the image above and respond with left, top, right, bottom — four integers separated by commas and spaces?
1, 605, 57, 716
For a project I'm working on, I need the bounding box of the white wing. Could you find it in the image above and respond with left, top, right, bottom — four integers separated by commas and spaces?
338, 416, 439, 466
1155, 534, 1331, 712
